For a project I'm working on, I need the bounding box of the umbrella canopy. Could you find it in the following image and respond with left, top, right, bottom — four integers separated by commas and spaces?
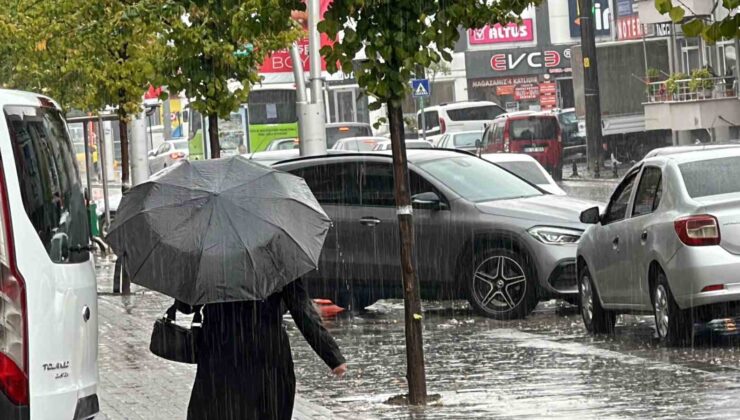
106, 156, 331, 305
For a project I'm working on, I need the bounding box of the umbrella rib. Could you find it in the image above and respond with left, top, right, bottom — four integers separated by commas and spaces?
224, 199, 317, 265
229, 195, 329, 221
220, 202, 259, 278
189, 201, 218, 304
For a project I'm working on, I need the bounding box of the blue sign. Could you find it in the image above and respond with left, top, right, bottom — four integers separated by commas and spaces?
568, 0, 612, 37
411, 79, 430, 97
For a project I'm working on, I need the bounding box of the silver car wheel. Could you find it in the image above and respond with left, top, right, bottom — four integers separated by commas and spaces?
580, 274, 593, 325
654, 284, 670, 338
472, 255, 526, 313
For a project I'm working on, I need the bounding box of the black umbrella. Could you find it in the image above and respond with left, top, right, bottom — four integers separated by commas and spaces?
106, 156, 331, 305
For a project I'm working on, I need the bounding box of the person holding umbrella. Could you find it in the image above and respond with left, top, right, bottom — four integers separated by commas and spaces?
107, 156, 347, 419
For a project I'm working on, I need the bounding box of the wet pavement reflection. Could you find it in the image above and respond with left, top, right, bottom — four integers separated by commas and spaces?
289, 300, 740, 419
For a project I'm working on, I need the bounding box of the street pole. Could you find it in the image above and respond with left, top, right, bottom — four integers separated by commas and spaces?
416, 65, 426, 142
163, 98, 172, 141
578, 0, 603, 178
299, 0, 327, 156
387, 101, 427, 405
131, 110, 150, 186
291, 43, 312, 156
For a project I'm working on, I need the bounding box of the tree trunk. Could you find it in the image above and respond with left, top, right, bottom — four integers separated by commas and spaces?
119, 119, 130, 185
387, 101, 427, 405
208, 114, 220, 158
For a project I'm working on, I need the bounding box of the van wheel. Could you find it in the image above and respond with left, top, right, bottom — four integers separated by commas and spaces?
579, 265, 615, 334
467, 248, 538, 319
653, 272, 692, 346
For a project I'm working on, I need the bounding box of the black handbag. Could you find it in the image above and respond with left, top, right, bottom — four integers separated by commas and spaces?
149, 302, 202, 364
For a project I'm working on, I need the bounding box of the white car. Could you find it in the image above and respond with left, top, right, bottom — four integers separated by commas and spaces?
372, 139, 432, 151
0, 90, 98, 419
331, 136, 388, 152
436, 130, 484, 152
417, 101, 505, 138
482, 153, 566, 195
147, 139, 189, 173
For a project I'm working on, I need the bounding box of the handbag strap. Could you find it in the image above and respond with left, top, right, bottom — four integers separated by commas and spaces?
164, 301, 203, 325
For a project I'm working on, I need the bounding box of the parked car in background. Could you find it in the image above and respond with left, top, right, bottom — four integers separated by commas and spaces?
372, 139, 433, 151
417, 101, 505, 139
0, 90, 98, 419
577, 147, 740, 344
436, 130, 483, 152
331, 136, 387, 152
481, 111, 564, 180
482, 153, 566, 195
265, 137, 299, 151
325, 122, 373, 149
273, 150, 598, 319
148, 139, 189, 173
549, 108, 585, 162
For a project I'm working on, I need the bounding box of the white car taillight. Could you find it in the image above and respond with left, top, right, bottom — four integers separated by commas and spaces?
0, 167, 28, 406
674, 214, 721, 246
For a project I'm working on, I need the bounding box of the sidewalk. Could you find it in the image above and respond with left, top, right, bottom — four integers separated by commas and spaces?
94, 255, 344, 420
562, 161, 629, 183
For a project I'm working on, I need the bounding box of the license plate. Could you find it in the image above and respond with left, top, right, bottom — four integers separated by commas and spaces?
524, 147, 545, 153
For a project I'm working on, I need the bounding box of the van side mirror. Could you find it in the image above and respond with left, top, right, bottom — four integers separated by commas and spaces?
580, 206, 601, 224
50, 232, 70, 263
412, 192, 445, 210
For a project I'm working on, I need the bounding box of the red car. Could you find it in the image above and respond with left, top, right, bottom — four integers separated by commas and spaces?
481, 111, 563, 180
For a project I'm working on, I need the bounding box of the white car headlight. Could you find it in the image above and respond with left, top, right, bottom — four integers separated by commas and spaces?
528, 226, 583, 245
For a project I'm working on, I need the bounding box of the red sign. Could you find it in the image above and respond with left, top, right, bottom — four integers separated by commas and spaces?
144, 85, 162, 100
539, 82, 557, 110
468, 19, 534, 45
617, 15, 643, 40
496, 85, 515, 96
260, 0, 334, 74
490, 50, 562, 72
514, 83, 540, 101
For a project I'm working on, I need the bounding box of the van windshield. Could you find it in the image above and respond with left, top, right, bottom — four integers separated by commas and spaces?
510, 117, 559, 141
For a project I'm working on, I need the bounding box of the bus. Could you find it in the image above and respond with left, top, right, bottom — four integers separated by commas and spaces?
245, 85, 299, 152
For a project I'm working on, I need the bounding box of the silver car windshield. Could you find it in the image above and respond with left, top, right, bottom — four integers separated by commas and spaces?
680, 156, 740, 198
417, 156, 542, 202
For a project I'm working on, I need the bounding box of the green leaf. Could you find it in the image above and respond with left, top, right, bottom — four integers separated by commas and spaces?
655, 0, 673, 15
682, 19, 705, 37
720, 19, 736, 38
668, 6, 685, 23
655, 0, 673, 14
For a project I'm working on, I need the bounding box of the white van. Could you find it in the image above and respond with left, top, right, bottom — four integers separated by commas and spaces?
417, 101, 505, 138
0, 90, 98, 420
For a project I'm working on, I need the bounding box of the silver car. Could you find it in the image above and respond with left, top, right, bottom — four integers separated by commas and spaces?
577, 147, 740, 344
274, 149, 598, 319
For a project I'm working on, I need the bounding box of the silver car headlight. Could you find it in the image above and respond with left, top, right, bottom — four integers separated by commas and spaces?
528, 226, 583, 245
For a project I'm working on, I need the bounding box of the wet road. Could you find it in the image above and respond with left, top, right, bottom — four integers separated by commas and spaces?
284, 178, 740, 418
290, 301, 740, 419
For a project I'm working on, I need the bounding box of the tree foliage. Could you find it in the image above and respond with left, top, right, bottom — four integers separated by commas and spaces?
320, 0, 541, 109
0, 0, 170, 116
655, 0, 739, 42
162, 0, 304, 120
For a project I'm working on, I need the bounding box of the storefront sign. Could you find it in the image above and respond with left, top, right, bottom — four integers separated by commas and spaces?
539, 82, 557, 110
468, 19, 534, 45
496, 85, 515, 95
617, 15, 643, 40
514, 83, 540, 100
260, 1, 333, 73
470, 75, 540, 88
568, 0, 611, 37
490, 49, 566, 72
466, 46, 572, 78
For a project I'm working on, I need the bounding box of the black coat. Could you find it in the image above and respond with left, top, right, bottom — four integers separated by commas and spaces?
185, 279, 345, 420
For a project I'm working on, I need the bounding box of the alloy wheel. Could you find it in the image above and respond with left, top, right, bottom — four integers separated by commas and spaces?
654, 284, 670, 338
581, 274, 593, 325
472, 255, 527, 313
